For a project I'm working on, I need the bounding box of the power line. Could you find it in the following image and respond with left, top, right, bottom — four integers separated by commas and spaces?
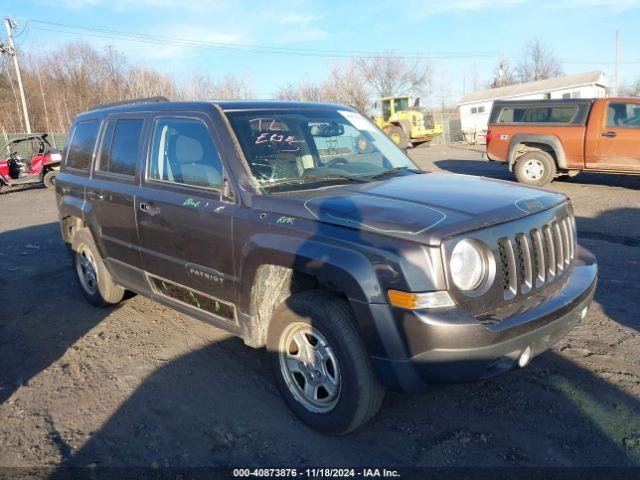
25, 18, 502, 60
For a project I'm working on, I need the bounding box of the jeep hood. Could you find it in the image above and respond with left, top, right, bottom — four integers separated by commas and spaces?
256, 172, 567, 245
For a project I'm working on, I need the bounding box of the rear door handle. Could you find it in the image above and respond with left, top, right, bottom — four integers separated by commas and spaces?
139, 202, 160, 216
602, 131, 617, 138
87, 190, 104, 201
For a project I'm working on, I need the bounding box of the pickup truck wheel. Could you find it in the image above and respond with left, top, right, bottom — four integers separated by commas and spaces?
267, 290, 385, 435
514, 151, 556, 187
71, 229, 125, 307
387, 126, 407, 148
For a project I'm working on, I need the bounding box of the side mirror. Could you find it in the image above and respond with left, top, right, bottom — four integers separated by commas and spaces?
414, 97, 421, 107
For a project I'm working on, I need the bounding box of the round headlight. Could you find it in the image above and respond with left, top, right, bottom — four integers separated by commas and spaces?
450, 239, 486, 292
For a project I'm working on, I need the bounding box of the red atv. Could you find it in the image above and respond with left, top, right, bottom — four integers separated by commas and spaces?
0, 134, 62, 194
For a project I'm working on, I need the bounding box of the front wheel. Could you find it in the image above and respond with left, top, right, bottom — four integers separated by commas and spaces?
267, 290, 385, 435
514, 151, 556, 187
386, 125, 408, 148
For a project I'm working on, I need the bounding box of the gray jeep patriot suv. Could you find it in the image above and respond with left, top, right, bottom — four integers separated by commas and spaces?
56, 98, 597, 434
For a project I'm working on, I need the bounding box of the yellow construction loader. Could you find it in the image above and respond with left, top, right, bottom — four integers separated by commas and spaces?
373, 96, 443, 147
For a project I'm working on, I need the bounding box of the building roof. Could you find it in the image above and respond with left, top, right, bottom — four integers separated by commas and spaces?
458, 70, 607, 105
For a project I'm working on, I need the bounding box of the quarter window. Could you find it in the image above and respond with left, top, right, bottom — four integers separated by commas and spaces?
606, 102, 640, 128
498, 107, 577, 124
66, 120, 99, 170
98, 118, 144, 176
148, 118, 223, 189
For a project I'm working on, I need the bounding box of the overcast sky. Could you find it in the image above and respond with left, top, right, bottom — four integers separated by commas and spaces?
3, 0, 640, 107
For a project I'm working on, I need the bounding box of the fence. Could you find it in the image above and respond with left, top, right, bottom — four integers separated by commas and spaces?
430, 111, 463, 145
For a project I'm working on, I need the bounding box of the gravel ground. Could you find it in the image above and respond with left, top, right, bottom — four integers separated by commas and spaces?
0, 145, 638, 471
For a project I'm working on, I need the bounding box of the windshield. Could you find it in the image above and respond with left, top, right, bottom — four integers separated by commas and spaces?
225, 108, 417, 192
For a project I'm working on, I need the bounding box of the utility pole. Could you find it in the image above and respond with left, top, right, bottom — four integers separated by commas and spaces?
613, 30, 620, 97
2, 17, 31, 133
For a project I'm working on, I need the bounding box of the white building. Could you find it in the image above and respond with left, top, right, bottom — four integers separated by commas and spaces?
458, 71, 608, 143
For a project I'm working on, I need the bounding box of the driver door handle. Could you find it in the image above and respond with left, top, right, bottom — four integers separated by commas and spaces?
87, 190, 104, 201
602, 131, 617, 138
139, 202, 160, 216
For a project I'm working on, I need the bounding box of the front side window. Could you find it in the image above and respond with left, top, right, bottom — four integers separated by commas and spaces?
98, 118, 144, 176
606, 102, 640, 128
225, 108, 416, 192
148, 118, 223, 189
66, 120, 99, 170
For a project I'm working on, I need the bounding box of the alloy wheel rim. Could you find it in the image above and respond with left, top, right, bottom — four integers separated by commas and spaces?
523, 159, 545, 180
279, 322, 341, 413
76, 244, 98, 295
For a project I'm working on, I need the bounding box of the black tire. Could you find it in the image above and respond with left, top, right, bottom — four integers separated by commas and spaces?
43, 170, 57, 189
267, 290, 385, 435
387, 125, 408, 148
71, 229, 125, 307
514, 151, 556, 187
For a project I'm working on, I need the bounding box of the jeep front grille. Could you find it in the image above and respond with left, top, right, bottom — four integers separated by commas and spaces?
497, 216, 575, 300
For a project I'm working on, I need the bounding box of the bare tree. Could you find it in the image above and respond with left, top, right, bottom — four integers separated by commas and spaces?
619, 77, 640, 97
321, 60, 371, 113
488, 57, 517, 89
356, 53, 431, 98
516, 39, 563, 83
275, 80, 323, 102
177, 72, 252, 100
126, 67, 175, 99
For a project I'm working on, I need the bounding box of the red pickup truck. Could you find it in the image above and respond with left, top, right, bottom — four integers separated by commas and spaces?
485, 98, 640, 186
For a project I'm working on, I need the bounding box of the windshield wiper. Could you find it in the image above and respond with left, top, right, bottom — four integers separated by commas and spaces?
263, 174, 369, 188
369, 166, 423, 179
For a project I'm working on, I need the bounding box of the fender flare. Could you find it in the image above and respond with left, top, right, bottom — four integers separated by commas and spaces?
238, 233, 384, 313
507, 134, 568, 170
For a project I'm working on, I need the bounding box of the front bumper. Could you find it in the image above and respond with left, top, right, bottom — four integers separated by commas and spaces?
364, 245, 597, 393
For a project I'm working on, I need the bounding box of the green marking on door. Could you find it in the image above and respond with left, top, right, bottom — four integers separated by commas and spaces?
189, 291, 201, 308
276, 216, 295, 225
183, 198, 201, 209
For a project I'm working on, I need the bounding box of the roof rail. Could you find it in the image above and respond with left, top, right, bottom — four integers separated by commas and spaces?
89, 96, 170, 111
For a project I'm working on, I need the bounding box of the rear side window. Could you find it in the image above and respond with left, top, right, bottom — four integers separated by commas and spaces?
66, 120, 99, 170
148, 117, 223, 189
498, 106, 577, 124
98, 118, 144, 176
606, 102, 640, 128
497, 107, 525, 123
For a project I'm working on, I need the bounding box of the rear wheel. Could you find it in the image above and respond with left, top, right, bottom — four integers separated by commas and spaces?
72, 229, 125, 306
514, 151, 556, 187
387, 125, 407, 148
43, 170, 57, 189
267, 290, 385, 435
